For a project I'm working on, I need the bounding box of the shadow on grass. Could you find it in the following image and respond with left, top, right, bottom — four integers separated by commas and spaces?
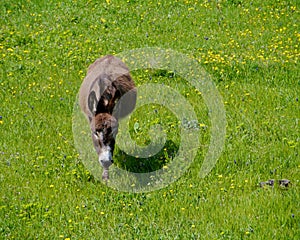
114, 139, 179, 173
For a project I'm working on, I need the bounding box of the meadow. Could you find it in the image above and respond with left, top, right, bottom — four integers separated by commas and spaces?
0, 0, 299, 239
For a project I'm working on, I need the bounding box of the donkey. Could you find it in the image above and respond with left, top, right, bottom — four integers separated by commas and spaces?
79, 55, 136, 180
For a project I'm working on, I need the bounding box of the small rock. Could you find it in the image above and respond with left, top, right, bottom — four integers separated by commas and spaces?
259, 181, 266, 187
279, 179, 290, 187
266, 179, 275, 186
259, 179, 274, 187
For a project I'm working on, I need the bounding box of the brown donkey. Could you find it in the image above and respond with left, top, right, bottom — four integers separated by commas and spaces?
79, 55, 136, 180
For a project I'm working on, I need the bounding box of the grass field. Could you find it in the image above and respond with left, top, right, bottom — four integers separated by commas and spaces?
0, 0, 299, 239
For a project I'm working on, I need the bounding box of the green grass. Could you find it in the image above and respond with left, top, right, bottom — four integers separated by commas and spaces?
0, 0, 299, 239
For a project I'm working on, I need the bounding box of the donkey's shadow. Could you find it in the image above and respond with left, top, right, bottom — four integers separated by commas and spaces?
114, 139, 179, 173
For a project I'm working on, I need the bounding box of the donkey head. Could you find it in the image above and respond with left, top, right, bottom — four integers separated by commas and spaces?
91, 113, 118, 178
